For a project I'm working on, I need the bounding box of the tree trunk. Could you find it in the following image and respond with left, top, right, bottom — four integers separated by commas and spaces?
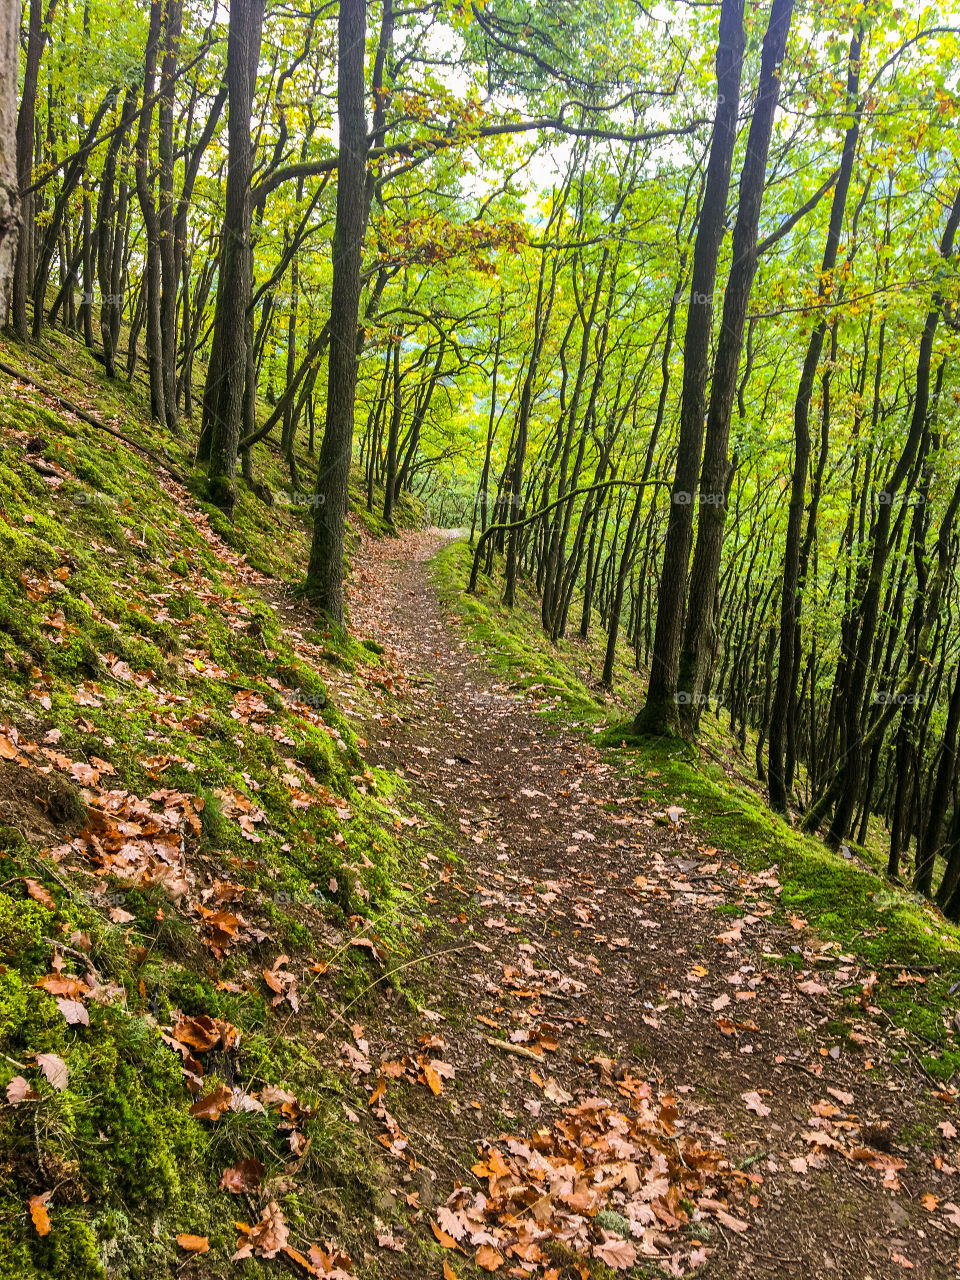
0, 0, 20, 328
678, 0, 795, 735
304, 0, 369, 620
635, 0, 745, 736
768, 25, 863, 810
199, 0, 265, 510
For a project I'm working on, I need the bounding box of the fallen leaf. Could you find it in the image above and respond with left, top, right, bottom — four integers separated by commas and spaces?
56, 998, 89, 1026
36, 1053, 68, 1091
6, 1076, 38, 1105
593, 1237, 637, 1270
220, 1159, 265, 1194
24, 879, 55, 910
476, 1244, 504, 1272
422, 1061, 444, 1096
28, 1193, 51, 1236
190, 1083, 233, 1122
742, 1090, 770, 1118
176, 1234, 209, 1253
431, 1221, 458, 1249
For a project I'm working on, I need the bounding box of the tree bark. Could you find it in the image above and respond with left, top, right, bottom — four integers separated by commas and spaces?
304, 0, 370, 620
0, 0, 20, 329
199, 0, 265, 510
635, 0, 745, 736
677, 0, 795, 736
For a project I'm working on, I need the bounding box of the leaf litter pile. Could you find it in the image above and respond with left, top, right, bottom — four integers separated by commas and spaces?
434, 1074, 745, 1276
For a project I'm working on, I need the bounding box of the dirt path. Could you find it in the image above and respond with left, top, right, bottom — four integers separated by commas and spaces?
319, 528, 960, 1280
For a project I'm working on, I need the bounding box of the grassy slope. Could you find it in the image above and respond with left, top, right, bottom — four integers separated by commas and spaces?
0, 331, 434, 1279
433, 537, 960, 1082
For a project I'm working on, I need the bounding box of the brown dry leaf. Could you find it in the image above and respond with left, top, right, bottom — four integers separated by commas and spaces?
921, 1193, 939, 1212
28, 1193, 51, 1236
56, 998, 90, 1026
700, 1198, 749, 1233
476, 1245, 504, 1272
36, 1053, 68, 1091
543, 1077, 573, 1104
189, 1082, 233, 1122
232, 1200, 289, 1261
24, 879, 55, 910
593, 1236, 638, 1270
798, 979, 829, 996
827, 1087, 854, 1106
443, 1261, 459, 1280
6, 1076, 39, 1105
36, 974, 89, 998
219, 1158, 265, 1194
175, 1234, 210, 1253
172, 1016, 221, 1052
741, 1091, 770, 1118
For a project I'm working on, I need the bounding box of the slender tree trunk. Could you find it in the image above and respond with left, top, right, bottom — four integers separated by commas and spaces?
304, 0, 369, 620
768, 26, 863, 810
0, 0, 20, 328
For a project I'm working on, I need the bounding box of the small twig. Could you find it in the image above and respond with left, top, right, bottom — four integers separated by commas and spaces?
483, 1036, 545, 1063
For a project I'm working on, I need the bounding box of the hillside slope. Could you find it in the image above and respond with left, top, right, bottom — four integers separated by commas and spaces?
0, 333, 433, 1280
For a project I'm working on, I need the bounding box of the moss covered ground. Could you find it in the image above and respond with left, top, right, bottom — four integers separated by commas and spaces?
0, 329, 435, 1278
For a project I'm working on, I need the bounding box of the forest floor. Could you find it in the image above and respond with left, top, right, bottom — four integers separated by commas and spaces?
309, 526, 960, 1280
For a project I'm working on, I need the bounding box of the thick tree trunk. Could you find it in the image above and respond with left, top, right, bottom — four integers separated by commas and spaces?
635, 0, 745, 736
678, 0, 795, 736
304, 0, 369, 620
12, 0, 57, 339
199, 0, 265, 509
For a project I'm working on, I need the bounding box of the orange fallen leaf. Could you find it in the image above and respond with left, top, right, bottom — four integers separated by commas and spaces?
189, 1082, 233, 1122
176, 1234, 210, 1253
476, 1244, 504, 1271
422, 1062, 443, 1096
28, 1193, 51, 1236
431, 1221, 458, 1249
